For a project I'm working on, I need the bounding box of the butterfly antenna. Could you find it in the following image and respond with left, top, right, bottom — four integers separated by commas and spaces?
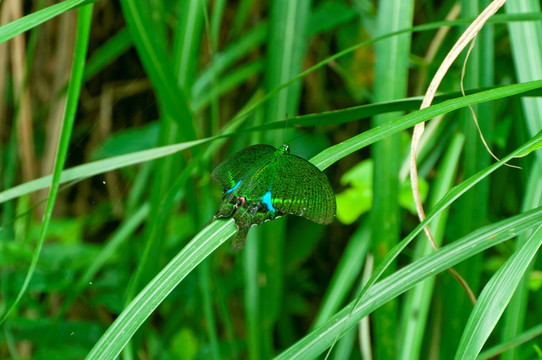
283, 113, 289, 144
286, 128, 312, 145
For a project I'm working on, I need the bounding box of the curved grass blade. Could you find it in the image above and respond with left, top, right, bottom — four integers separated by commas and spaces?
502, 160, 542, 358
0, 0, 88, 44
230, 13, 542, 127
479, 323, 542, 359
85, 122, 542, 360
502, 2, 542, 356
89, 192, 542, 360
0, 138, 212, 204
455, 225, 542, 359
0, 4, 93, 324
2, 80, 540, 206
245, 85, 542, 133
272, 130, 542, 359
273, 206, 542, 360
85, 219, 236, 360
311, 80, 542, 171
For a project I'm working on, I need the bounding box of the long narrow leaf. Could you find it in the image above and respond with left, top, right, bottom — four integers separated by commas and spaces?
85, 219, 236, 360
85, 123, 542, 360
0, 138, 211, 204
273, 130, 542, 359
1, 81, 541, 205
0, 0, 88, 44
455, 225, 542, 359
274, 207, 542, 360
0, 4, 93, 323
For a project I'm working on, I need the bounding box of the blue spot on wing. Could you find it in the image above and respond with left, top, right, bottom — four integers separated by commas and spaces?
262, 191, 275, 212
226, 180, 242, 194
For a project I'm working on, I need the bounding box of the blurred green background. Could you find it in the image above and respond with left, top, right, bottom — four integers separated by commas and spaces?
1, 0, 542, 359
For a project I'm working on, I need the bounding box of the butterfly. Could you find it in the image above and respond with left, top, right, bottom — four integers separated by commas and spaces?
211, 144, 336, 249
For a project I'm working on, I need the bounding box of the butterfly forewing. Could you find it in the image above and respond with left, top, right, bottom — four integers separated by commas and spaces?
211, 145, 276, 191
272, 154, 336, 224
234, 164, 275, 201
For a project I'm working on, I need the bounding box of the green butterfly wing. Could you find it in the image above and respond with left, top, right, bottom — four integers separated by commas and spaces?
233, 164, 275, 201
211, 145, 276, 191
271, 154, 336, 224
210, 144, 335, 250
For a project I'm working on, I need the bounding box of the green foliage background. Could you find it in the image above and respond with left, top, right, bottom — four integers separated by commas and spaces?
1, 0, 542, 359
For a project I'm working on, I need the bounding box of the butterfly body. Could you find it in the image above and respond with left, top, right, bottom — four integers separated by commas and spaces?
211, 144, 335, 249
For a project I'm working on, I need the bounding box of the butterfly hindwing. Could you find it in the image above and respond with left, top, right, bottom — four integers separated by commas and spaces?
211, 145, 276, 191
271, 153, 336, 224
